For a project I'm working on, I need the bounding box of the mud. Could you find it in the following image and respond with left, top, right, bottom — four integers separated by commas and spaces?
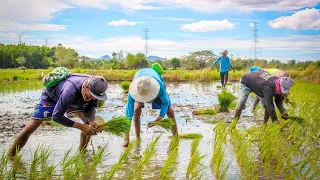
0, 82, 262, 179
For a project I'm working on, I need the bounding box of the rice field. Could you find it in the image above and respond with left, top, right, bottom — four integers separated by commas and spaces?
0, 78, 319, 179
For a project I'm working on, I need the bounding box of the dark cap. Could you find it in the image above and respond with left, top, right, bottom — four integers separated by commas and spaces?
88, 76, 108, 100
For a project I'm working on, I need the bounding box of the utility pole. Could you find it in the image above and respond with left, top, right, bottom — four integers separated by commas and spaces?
17, 34, 23, 44
45, 38, 48, 46
250, 23, 262, 61
143, 28, 150, 58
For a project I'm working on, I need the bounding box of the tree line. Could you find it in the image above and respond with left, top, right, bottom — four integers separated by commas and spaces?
0, 44, 319, 71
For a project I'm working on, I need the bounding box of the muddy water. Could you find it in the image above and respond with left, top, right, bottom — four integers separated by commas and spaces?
0, 82, 259, 179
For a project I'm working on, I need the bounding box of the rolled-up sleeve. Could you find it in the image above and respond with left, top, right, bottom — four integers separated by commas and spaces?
159, 87, 170, 117
126, 94, 135, 121
52, 90, 76, 127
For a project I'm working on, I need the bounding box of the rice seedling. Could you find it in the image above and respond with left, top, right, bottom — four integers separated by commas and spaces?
120, 81, 131, 93
169, 133, 203, 139
91, 145, 110, 169
192, 108, 217, 116
211, 122, 230, 180
102, 141, 137, 180
128, 135, 161, 180
0, 151, 9, 178
218, 90, 237, 112
94, 116, 131, 136
204, 119, 220, 124
98, 100, 105, 108
61, 148, 87, 180
160, 137, 179, 180
186, 138, 205, 179
147, 118, 175, 131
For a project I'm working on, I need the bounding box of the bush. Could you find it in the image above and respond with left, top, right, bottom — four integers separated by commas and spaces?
12, 75, 18, 81
218, 90, 237, 112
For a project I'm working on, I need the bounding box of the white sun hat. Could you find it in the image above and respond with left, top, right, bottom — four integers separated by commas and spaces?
129, 76, 160, 103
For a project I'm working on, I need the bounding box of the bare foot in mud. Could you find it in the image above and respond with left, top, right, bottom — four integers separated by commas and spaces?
123, 141, 130, 147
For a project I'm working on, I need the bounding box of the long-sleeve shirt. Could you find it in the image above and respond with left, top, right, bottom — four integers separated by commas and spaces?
212, 56, 233, 72
41, 75, 98, 127
241, 70, 285, 120
126, 68, 170, 121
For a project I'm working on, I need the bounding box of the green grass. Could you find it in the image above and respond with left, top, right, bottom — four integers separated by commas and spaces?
148, 118, 175, 131
160, 137, 179, 180
218, 90, 237, 112
94, 116, 131, 136
186, 138, 205, 179
193, 108, 217, 116
120, 81, 131, 93
169, 133, 203, 139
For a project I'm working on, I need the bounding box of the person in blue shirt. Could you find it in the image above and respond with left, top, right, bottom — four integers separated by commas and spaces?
211, 50, 233, 87
9, 74, 108, 156
123, 63, 178, 147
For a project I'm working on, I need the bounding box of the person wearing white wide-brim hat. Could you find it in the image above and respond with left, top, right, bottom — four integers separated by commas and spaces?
123, 64, 178, 147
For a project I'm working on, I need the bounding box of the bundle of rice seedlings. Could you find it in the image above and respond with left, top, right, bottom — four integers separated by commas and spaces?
218, 90, 237, 112
169, 133, 203, 139
147, 118, 175, 131
120, 81, 131, 93
94, 116, 131, 137
193, 109, 217, 116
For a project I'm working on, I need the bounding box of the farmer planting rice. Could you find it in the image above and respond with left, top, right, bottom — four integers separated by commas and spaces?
211, 50, 233, 88
123, 63, 178, 147
234, 70, 295, 124
9, 68, 108, 156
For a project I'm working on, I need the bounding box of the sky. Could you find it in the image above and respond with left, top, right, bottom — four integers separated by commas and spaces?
0, 0, 320, 62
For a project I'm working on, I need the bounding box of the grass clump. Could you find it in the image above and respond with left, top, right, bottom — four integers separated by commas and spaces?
160, 137, 179, 180
218, 90, 237, 112
170, 133, 203, 139
94, 116, 131, 137
148, 118, 175, 131
193, 108, 217, 116
186, 138, 205, 179
120, 81, 131, 93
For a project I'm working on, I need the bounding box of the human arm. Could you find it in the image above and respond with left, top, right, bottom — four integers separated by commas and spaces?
125, 93, 135, 121
158, 86, 170, 120
262, 87, 278, 121
275, 94, 288, 119
228, 57, 233, 69
211, 56, 221, 69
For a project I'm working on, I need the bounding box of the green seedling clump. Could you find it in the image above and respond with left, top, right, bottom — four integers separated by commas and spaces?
148, 118, 175, 131
94, 116, 131, 136
218, 90, 237, 112
120, 81, 131, 93
169, 133, 203, 139
193, 109, 217, 116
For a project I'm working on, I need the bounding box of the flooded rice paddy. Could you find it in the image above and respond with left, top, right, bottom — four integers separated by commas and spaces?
0, 82, 263, 179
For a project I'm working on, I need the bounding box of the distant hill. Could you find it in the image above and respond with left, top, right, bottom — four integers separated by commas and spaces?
147, 56, 165, 61
99, 55, 111, 60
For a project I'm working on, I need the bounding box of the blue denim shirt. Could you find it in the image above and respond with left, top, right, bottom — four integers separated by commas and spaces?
126, 68, 170, 121
213, 56, 233, 72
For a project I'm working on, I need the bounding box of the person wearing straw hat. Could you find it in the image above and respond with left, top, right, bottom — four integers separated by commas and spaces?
9, 75, 108, 156
234, 70, 295, 124
123, 63, 178, 147
211, 50, 233, 87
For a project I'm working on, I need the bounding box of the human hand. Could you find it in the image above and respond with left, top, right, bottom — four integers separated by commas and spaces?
155, 115, 163, 121
89, 121, 98, 128
80, 124, 96, 135
281, 112, 289, 120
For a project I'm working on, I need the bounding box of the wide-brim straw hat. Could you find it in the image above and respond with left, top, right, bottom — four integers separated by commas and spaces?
129, 76, 160, 103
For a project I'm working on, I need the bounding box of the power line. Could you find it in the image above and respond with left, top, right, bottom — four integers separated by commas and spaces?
45, 38, 48, 46
143, 28, 150, 57
250, 23, 262, 61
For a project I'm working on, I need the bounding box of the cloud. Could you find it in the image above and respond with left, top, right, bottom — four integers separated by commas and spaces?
149, 17, 195, 21
0, 21, 66, 31
108, 19, 140, 26
249, 23, 255, 27
181, 19, 236, 32
268, 8, 320, 30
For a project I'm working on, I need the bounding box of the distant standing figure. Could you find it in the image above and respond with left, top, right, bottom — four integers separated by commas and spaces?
211, 50, 233, 87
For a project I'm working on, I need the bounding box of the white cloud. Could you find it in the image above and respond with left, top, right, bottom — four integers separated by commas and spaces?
249, 23, 254, 27
108, 19, 140, 26
0, 21, 66, 31
268, 8, 320, 30
181, 19, 236, 32
149, 17, 195, 21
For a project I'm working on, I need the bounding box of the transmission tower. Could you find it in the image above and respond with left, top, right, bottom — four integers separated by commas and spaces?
250, 23, 262, 61
17, 34, 23, 44
45, 38, 48, 46
143, 28, 150, 58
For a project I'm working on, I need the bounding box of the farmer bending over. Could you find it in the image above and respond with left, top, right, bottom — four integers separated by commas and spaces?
9, 74, 108, 156
211, 50, 233, 87
234, 70, 294, 124
123, 63, 178, 147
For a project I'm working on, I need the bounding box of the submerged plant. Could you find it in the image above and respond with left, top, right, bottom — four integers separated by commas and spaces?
94, 116, 131, 136
128, 136, 161, 180
102, 141, 137, 180
120, 81, 131, 93
218, 90, 237, 112
193, 108, 217, 116
147, 118, 175, 131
